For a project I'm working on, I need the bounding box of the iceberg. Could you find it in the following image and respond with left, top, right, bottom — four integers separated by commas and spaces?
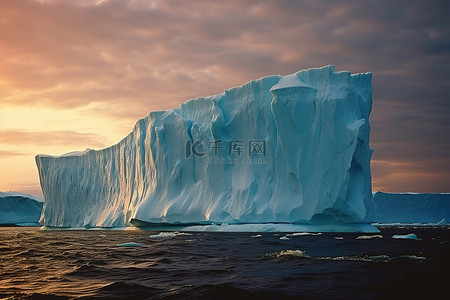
374, 192, 450, 224
0, 192, 43, 226
36, 65, 376, 230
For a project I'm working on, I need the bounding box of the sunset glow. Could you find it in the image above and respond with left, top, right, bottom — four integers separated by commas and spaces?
1, 0, 449, 195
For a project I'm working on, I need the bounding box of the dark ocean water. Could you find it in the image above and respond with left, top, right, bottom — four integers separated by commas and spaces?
1, 226, 449, 300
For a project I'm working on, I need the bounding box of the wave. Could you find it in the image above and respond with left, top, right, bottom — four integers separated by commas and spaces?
266, 250, 427, 263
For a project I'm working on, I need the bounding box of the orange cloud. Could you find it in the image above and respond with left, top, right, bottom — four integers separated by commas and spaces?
0, 129, 106, 147
371, 159, 450, 193
0, 150, 29, 158
0, 0, 449, 194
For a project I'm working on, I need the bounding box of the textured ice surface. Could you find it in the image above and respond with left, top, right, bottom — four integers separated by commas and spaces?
36, 65, 375, 230
374, 192, 450, 224
0, 192, 43, 225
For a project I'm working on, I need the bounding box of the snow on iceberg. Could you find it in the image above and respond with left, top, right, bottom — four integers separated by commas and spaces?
36, 65, 376, 230
0, 192, 43, 225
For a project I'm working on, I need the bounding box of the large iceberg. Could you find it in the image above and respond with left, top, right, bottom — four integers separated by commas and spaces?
0, 192, 43, 226
36, 65, 375, 229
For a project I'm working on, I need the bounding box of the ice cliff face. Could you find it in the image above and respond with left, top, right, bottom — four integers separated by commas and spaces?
36, 65, 375, 228
0, 192, 43, 225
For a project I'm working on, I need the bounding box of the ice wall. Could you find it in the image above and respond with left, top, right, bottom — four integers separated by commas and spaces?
374, 192, 450, 224
0, 192, 43, 225
36, 65, 375, 228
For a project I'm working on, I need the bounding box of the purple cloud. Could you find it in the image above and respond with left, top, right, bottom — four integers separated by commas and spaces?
0, 0, 449, 192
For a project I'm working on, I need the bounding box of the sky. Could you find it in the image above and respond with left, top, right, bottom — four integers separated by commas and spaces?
0, 0, 449, 196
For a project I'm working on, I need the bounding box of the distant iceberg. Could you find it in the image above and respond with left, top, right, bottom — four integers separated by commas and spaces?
373, 192, 450, 225
36, 65, 376, 231
0, 192, 43, 226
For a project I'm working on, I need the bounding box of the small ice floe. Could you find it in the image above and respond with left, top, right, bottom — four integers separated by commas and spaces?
269, 250, 310, 259
285, 232, 322, 237
117, 242, 142, 247
366, 255, 391, 263
279, 236, 290, 240
397, 255, 426, 261
150, 232, 176, 238
436, 218, 447, 226
149, 231, 191, 238
251, 234, 263, 238
392, 233, 421, 240
356, 235, 382, 240
334, 237, 344, 240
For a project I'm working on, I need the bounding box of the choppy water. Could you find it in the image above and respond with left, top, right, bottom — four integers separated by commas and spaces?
1, 226, 449, 299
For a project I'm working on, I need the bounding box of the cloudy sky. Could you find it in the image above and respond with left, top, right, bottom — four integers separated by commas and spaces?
0, 0, 449, 195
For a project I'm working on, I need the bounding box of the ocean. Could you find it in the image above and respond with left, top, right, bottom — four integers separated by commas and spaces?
1, 226, 448, 299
